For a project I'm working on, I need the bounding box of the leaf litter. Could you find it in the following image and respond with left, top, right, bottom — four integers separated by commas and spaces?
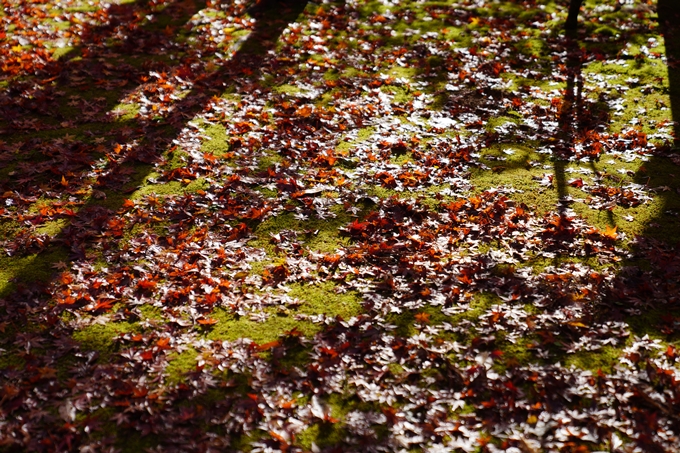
1, 0, 680, 451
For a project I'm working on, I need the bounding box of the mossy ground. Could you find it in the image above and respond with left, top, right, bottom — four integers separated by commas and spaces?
1, 0, 679, 450
3, 0, 670, 342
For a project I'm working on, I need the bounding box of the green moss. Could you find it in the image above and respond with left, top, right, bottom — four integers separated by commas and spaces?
248, 207, 355, 255
165, 348, 199, 384
275, 342, 313, 371
139, 305, 164, 321
632, 157, 680, 242
382, 85, 412, 105
255, 153, 283, 173
35, 218, 69, 236
582, 55, 672, 135
206, 310, 318, 343
0, 0, 675, 446
626, 307, 680, 341
496, 336, 536, 369
484, 116, 520, 132
184, 177, 210, 193
89, 190, 129, 213
0, 351, 25, 370
363, 184, 400, 200
110, 102, 140, 122
205, 283, 360, 344
50, 47, 75, 62
72, 321, 136, 362
563, 345, 623, 374
273, 84, 303, 95
455, 292, 499, 322
391, 150, 413, 166
0, 247, 68, 298
356, 127, 375, 142
165, 150, 190, 171
126, 176, 209, 204
295, 393, 359, 449
201, 123, 232, 156
255, 186, 277, 198
523, 255, 610, 274
0, 219, 20, 241
290, 280, 362, 319
469, 166, 556, 214
388, 362, 405, 377
336, 126, 375, 154
296, 422, 347, 451
388, 292, 497, 339
482, 145, 543, 167
323, 69, 340, 81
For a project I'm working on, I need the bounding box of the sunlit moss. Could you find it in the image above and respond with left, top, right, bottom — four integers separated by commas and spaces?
0, 0, 677, 448
165, 348, 199, 384
205, 281, 361, 344
495, 334, 539, 370
140, 304, 164, 321
110, 102, 140, 122
0, 247, 68, 298
35, 218, 69, 236
128, 180, 183, 200
165, 150, 190, 171
522, 255, 611, 274
255, 152, 283, 173
200, 123, 233, 157
273, 84, 303, 95
296, 422, 347, 451
387, 292, 497, 339
336, 126, 375, 154
71, 321, 136, 362
248, 207, 354, 255
0, 218, 20, 241
563, 345, 623, 374
51, 46, 76, 60
469, 166, 555, 214
362, 184, 400, 200
290, 280, 362, 319
206, 310, 318, 343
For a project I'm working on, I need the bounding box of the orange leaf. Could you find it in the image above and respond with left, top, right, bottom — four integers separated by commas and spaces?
257, 340, 281, 351
603, 225, 617, 239
295, 105, 313, 117
666, 345, 676, 359
415, 312, 431, 324
279, 398, 297, 409
137, 279, 157, 291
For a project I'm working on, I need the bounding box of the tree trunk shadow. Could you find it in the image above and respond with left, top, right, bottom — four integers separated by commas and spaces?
553, 38, 584, 216
631, 0, 680, 244
658, 0, 680, 149
553, 35, 616, 227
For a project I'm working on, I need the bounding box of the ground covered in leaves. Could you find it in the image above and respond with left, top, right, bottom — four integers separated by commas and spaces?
2, 0, 680, 451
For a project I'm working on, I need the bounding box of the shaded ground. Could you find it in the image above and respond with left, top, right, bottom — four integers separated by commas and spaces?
1, 0, 680, 452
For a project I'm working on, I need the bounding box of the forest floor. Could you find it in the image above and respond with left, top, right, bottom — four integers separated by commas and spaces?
1, 0, 680, 451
